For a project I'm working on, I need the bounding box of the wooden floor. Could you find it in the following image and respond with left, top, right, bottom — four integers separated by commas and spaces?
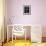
3, 40, 46, 46
2, 36, 46, 46
42, 37, 46, 42
3, 40, 31, 46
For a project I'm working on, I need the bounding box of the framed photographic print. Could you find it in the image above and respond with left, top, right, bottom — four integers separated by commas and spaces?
23, 5, 31, 15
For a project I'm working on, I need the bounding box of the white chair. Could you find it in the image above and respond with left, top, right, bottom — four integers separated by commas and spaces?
12, 25, 25, 43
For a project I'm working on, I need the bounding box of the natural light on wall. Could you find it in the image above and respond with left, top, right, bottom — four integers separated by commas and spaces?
0, 0, 3, 41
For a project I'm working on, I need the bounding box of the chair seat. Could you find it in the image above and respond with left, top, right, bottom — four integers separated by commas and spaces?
13, 31, 25, 36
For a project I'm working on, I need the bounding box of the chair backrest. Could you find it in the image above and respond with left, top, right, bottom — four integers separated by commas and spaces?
12, 25, 25, 36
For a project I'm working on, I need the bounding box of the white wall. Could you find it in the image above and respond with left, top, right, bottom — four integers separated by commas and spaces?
0, 0, 4, 42
7, 0, 46, 37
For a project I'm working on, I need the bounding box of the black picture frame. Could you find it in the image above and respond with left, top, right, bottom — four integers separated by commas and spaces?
23, 5, 31, 15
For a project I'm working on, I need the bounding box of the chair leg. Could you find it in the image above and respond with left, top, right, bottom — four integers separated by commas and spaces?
12, 32, 13, 43
25, 31, 26, 43
15, 36, 16, 43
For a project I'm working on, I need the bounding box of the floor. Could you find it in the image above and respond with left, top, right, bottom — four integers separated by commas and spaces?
3, 40, 46, 46
3, 40, 31, 46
